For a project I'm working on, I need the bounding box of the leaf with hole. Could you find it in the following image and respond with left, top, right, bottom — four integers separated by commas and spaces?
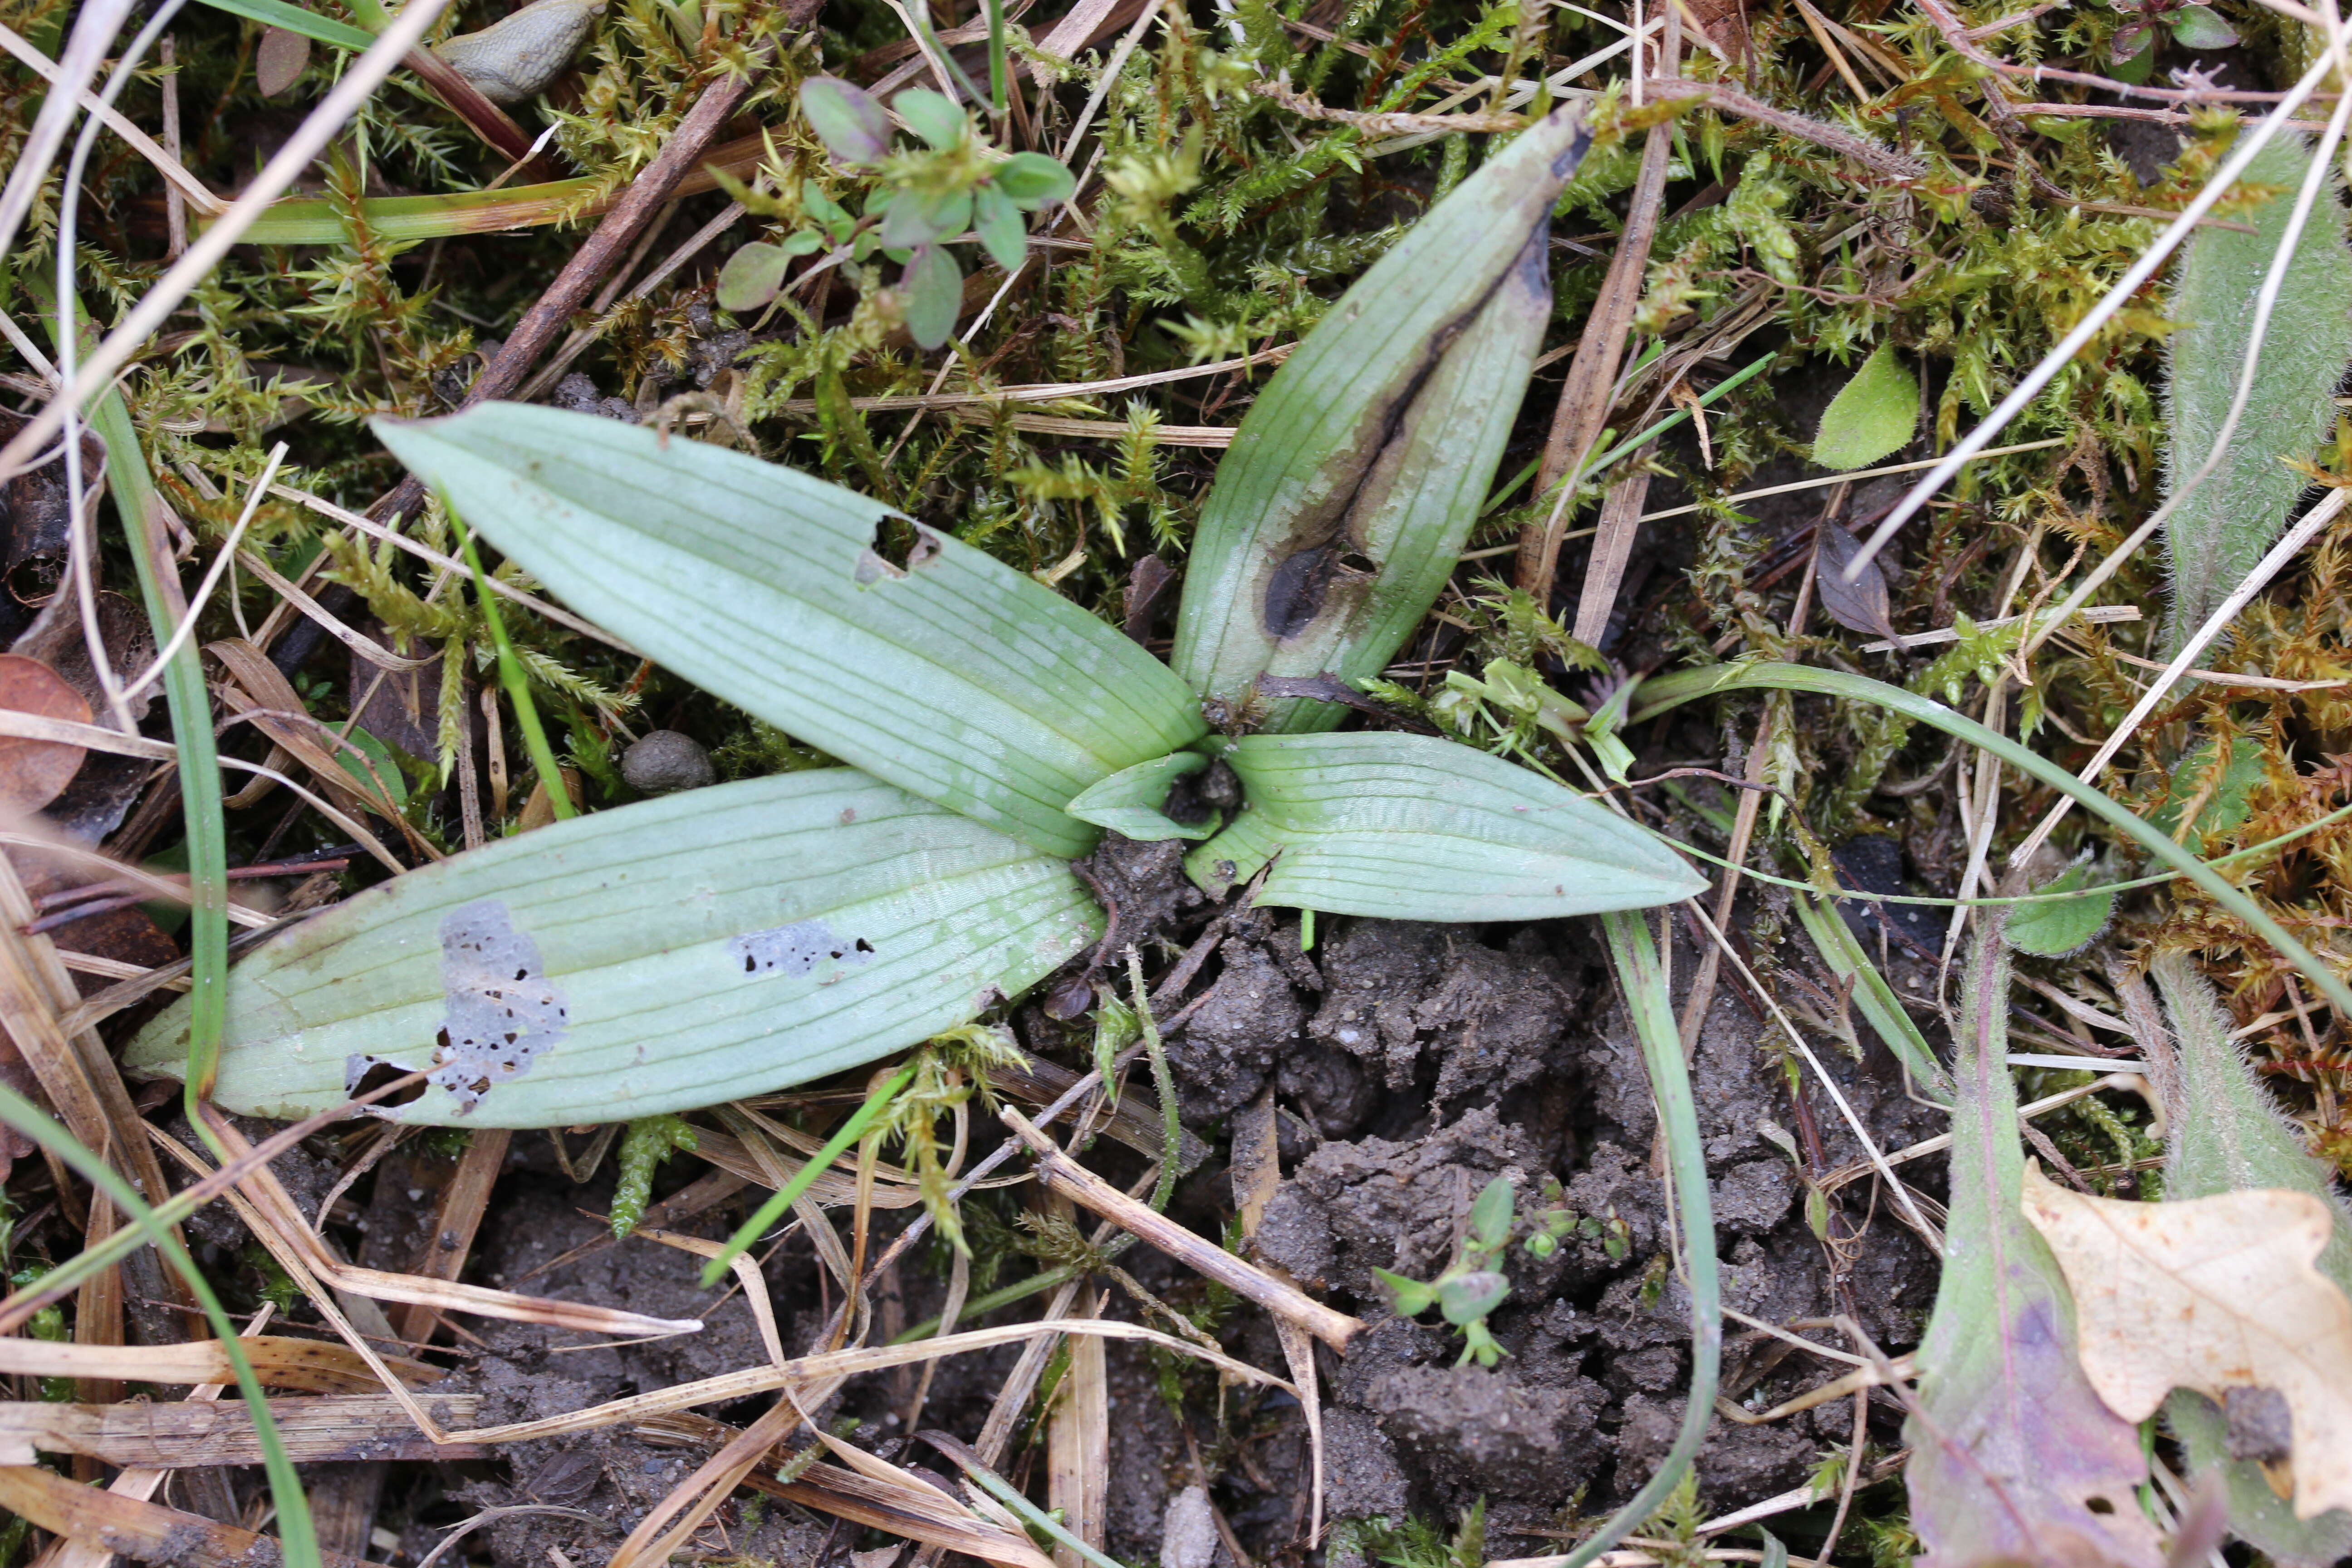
2162, 134, 2352, 652
122, 772, 1101, 1127
801, 76, 892, 166
1171, 107, 1590, 733
2023, 1166, 2352, 1521
1811, 342, 1918, 471
1181, 732, 1705, 920
373, 403, 1205, 858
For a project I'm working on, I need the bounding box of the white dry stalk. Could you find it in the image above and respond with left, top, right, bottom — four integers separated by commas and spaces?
0, 0, 456, 484
1684, 900, 1945, 1253
1842, 44, 2341, 579
121, 444, 287, 701
2009, 486, 2352, 869
0, 23, 223, 216
0, 0, 135, 264
55, 0, 189, 736
1059, 0, 1163, 162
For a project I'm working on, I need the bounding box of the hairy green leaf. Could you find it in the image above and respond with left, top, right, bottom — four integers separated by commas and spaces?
1905, 918, 2161, 1568
123, 772, 1102, 1127
2162, 135, 2352, 652
1811, 342, 1918, 471
1171, 109, 1590, 733
1064, 750, 1217, 841
1181, 733, 1704, 919
375, 404, 1205, 858
2148, 952, 2352, 1562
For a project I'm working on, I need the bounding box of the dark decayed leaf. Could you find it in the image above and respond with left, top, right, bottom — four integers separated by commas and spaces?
0, 654, 88, 814
1812, 520, 1899, 643
1171, 108, 1591, 733
1180, 732, 1704, 920
255, 25, 312, 95
124, 771, 1101, 1127
374, 403, 1205, 858
1904, 916, 2161, 1568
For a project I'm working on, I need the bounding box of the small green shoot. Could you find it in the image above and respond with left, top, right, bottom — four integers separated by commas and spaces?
456, 510, 573, 822
701, 1063, 917, 1285
610, 1114, 698, 1238
1376, 1175, 1519, 1367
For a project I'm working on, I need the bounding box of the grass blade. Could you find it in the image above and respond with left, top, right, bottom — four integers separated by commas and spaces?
700, 1062, 916, 1285
456, 511, 572, 820
1790, 892, 1953, 1101
1559, 908, 1720, 1568
190, 0, 376, 49
0, 1082, 320, 1568
1630, 661, 2352, 1022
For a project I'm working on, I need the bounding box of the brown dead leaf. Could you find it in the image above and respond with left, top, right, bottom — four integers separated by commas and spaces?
2021, 1164, 2352, 1520
0, 655, 88, 814
256, 24, 312, 95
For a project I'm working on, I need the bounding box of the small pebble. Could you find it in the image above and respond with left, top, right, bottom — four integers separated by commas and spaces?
1160, 1486, 1218, 1568
622, 730, 715, 794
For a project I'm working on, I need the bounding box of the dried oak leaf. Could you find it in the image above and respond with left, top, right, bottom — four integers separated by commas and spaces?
0, 653, 89, 815
2022, 1164, 2352, 1520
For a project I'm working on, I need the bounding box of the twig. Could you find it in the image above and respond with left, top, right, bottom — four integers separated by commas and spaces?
367, 4, 823, 523
1001, 1107, 1363, 1350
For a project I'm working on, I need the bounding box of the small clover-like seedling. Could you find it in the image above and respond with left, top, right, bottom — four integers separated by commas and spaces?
1376, 1176, 1524, 1367
717, 78, 1076, 343
2106, 0, 2236, 80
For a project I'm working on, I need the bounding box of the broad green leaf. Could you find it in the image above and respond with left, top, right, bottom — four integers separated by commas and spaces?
2148, 953, 2352, 1563
2163, 135, 2352, 652
1064, 750, 1217, 841
716, 241, 794, 312
900, 243, 962, 350
994, 152, 1074, 210
801, 76, 891, 165
1811, 342, 1918, 471
123, 771, 1102, 1127
374, 404, 1205, 858
2002, 861, 2113, 957
1171, 108, 1590, 733
2168, 4, 2238, 49
192, 0, 376, 52
973, 185, 1024, 273
894, 87, 966, 150
1181, 732, 1704, 920
881, 187, 971, 252
1791, 892, 1951, 1100
1905, 919, 2160, 1568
